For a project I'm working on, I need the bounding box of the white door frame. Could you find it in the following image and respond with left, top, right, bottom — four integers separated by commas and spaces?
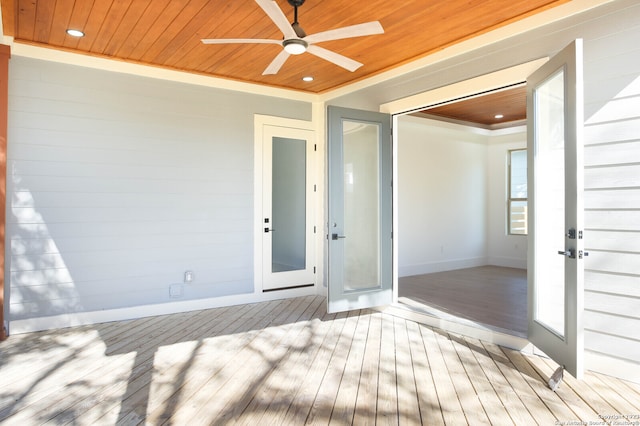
254, 114, 317, 293
380, 58, 549, 305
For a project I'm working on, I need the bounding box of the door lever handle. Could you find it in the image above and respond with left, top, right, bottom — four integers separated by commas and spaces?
264, 228, 275, 233
332, 233, 346, 240
558, 249, 575, 259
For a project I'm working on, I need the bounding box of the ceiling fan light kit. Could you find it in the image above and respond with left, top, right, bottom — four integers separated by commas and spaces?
201, 0, 384, 75
283, 38, 308, 55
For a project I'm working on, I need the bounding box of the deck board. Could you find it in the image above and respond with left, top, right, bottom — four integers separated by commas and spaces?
1, 296, 638, 425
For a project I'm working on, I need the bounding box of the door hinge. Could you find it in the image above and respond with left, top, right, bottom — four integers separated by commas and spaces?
313, 266, 316, 274
314, 226, 316, 234
314, 144, 317, 151
314, 184, 317, 192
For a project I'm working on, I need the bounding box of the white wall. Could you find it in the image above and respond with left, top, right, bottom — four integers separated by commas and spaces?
397, 115, 489, 276
7, 57, 311, 328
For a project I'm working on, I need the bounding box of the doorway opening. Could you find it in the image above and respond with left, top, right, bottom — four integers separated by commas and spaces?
395, 84, 529, 338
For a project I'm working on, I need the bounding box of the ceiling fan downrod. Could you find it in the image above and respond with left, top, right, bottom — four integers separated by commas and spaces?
288, 0, 307, 38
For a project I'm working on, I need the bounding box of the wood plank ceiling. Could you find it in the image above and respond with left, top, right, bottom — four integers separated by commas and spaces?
2, 0, 569, 94
417, 85, 528, 127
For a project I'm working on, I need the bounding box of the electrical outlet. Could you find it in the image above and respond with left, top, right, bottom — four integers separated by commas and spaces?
184, 270, 194, 283
169, 283, 183, 298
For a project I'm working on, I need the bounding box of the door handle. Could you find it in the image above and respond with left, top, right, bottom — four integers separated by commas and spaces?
264, 228, 275, 233
558, 249, 575, 259
332, 233, 346, 240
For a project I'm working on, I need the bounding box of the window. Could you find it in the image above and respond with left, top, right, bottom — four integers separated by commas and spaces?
508, 149, 528, 235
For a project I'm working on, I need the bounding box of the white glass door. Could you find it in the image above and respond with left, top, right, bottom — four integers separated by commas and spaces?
262, 125, 315, 290
327, 106, 392, 313
527, 39, 584, 379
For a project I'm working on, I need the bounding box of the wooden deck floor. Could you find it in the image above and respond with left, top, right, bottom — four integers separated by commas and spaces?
1, 296, 639, 425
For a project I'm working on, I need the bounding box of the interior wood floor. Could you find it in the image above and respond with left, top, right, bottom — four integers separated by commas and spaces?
1, 295, 639, 425
399, 266, 528, 337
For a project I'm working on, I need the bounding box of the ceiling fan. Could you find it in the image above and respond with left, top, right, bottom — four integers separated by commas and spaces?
201, 0, 384, 75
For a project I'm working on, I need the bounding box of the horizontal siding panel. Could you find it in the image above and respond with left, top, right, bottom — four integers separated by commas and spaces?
10, 242, 249, 272
584, 118, 640, 145
9, 126, 250, 155
584, 141, 640, 167
8, 142, 251, 171
9, 175, 251, 195
10, 253, 252, 287
585, 311, 640, 341
9, 206, 252, 224
10, 159, 251, 183
585, 291, 640, 319
584, 188, 640, 209
584, 164, 640, 189
585, 210, 640, 231
585, 251, 640, 275
9, 110, 227, 142
9, 232, 251, 256
584, 230, 640, 252
584, 330, 639, 364
585, 96, 640, 125
10, 191, 251, 209
585, 270, 640, 298
8, 221, 252, 238
585, 73, 640, 107
10, 268, 252, 301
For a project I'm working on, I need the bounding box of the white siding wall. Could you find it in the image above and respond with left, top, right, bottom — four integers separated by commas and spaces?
582, 13, 640, 375
7, 57, 311, 327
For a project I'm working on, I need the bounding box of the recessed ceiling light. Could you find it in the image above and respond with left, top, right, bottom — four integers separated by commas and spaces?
66, 29, 85, 37
494, 114, 504, 119
302, 76, 314, 82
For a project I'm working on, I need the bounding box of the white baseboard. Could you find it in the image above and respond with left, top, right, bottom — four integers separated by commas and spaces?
399, 257, 487, 277
585, 351, 640, 384
9, 285, 318, 335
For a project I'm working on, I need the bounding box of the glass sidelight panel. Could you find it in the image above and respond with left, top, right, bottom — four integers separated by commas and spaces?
533, 69, 566, 337
271, 137, 306, 273
342, 121, 381, 291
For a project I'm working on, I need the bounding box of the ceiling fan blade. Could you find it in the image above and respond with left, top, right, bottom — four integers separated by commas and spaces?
306, 45, 363, 72
263, 49, 291, 75
201, 38, 281, 45
304, 21, 384, 44
255, 0, 297, 40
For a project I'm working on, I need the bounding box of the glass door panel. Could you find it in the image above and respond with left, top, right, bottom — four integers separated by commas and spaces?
271, 137, 306, 273
343, 122, 381, 291
533, 70, 566, 337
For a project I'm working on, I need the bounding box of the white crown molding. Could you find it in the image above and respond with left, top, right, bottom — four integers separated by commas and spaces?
8, 42, 319, 103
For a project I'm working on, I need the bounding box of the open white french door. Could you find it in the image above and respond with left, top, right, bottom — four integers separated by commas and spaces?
327, 106, 393, 313
527, 39, 584, 379
258, 120, 316, 291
